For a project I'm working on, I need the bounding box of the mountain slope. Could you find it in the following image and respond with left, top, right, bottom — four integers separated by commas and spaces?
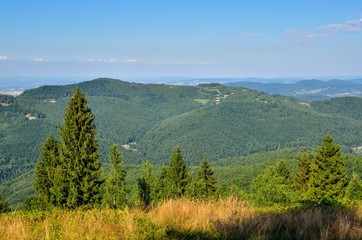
225, 79, 362, 100
1, 78, 362, 179
140, 90, 362, 164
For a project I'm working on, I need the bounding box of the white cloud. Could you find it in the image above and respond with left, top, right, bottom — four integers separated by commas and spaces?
125, 58, 137, 63
0, 56, 8, 61
34, 58, 48, 62
87, 58, 118, 63
284, 17, 362, 41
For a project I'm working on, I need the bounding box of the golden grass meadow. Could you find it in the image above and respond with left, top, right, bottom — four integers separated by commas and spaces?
1, 197, 362, 240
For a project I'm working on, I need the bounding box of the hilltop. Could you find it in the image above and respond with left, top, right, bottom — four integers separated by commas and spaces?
1, 78, 362, 178
225, 79, 362, 100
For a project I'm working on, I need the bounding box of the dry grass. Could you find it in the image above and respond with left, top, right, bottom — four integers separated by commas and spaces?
0, 199, 362, 239
149, 197, 253, 237
0, 208, 163, 240
150, 198, 362, 239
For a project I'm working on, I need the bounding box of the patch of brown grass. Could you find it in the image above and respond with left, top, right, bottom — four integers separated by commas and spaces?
149, 198, 362, 239
0, 200, 362, 239
149, 197, 253, 236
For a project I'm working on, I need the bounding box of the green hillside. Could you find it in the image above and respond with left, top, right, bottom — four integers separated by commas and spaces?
2, 146, 362, 208
140, 90, 362, 163
1, 78, 362, 181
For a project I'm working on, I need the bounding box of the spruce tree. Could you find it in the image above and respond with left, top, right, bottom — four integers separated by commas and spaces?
60, 89, 102, 208
137, 178, 151, 208
197, 157, 218, 198
102, 144, 126, 209
306, 135, 347, 206
345, 173, 362, 202
34, 135, 60, 205
155, 166, 169, 201
137, 160, 156, 207
276, 160, 290, 182
294, 154, 311, 191
251, 166, 295, 206
166, 147, 190, 198
0, 193, 9, 213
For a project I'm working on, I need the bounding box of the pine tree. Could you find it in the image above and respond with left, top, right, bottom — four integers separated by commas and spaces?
33, 135, 60, 205
345, 173, 362, 202
306, 135, 347, 206
137, 161, 156, 207
60, 89, 102, 208
276, 160, 290, 182
155, 166, 169, 201
251, 166, 296, 206
196, 157, 218, 198
102, 144, 126, 209
0, 193, 9, 213
137, 178, 151, 208
166, 147, 190, 198
294, 154, 311, 191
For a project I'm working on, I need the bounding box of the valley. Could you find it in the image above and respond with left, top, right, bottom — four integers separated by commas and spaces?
1, 78, 362, 206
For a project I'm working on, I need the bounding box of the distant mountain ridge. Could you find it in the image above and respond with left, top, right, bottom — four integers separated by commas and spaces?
1, 78, 362, 181
225, 79, 362, 100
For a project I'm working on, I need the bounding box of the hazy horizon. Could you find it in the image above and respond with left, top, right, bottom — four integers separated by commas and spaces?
1, 1, 362, 79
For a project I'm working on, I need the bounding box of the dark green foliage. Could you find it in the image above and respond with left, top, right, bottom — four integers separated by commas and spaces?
59, 89, 102, 208
3, 78, 362, 180
196, 158, 218, 198
166, 147, 190, 198
294, 154, 311, 191
137, 178, 151, 208
345, 173, 362, 202
137, 161, 156, 207
0, 193, 9, 213
251, 166, 296, 206
102, 144, 126, 209
306, 135, 347, 206
155, 167, 169, 201
276, 160, 290, 181
4, 79, 362, 207
33, 135, 60, 206
311, 97, 362, 121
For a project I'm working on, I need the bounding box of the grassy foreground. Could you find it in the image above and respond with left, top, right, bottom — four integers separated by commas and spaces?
1, 198, 362, 240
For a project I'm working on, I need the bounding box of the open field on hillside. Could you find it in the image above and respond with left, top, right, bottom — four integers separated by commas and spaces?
1, 198, 362, 240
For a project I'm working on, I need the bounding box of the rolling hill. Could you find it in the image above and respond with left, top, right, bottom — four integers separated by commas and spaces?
225, 79, 362, 100
1, 78, 362, 180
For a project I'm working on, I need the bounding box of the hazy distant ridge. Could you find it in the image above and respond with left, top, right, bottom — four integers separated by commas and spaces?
225, 79, 362, 100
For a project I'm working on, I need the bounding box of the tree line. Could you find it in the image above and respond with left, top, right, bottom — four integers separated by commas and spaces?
1, 89, 361, 212
22, 89, 218, 210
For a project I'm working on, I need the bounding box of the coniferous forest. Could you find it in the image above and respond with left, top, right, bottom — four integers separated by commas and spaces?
1, 81, 362, 239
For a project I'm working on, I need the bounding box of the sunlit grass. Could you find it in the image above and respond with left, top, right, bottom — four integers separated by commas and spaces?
0, 199, 361, 239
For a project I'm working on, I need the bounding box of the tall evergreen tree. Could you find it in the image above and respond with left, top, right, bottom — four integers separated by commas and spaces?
306, 135, 347, 206
33, 135, 60, 205
166, 147, 190, 198
60, 89, 102, 208
102, 144, 126, 209
345, 173, 362, 202
196, 157, 218, 198
251, 166, 296, 206
0, 193, 9, 213
137, 178, 151, 208
137, 161, 156, 207
155, 166, 169, 201
294, 154, 311, 191
276, 160, 290, 182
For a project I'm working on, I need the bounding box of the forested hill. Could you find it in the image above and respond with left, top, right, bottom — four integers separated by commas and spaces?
225, 79, 362, 100
1, 78, 362, 180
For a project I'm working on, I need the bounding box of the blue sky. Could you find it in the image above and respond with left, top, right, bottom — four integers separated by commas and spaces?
1, 0, 362, 79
